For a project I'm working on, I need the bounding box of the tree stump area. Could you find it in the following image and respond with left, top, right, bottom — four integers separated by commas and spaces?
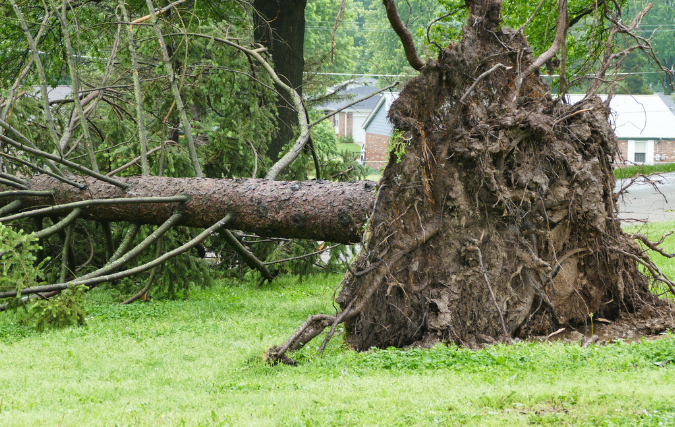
267, 0, 675, 362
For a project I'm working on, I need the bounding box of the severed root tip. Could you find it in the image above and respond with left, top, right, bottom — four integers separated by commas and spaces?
264, 345, 297, 366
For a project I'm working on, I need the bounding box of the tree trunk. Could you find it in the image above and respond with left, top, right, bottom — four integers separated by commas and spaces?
0, 176, 375, 244
253, 0, 308, 162
330, 0, 666, 350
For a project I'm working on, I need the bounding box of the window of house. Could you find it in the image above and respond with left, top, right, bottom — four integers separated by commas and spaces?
634, 141, 646, 163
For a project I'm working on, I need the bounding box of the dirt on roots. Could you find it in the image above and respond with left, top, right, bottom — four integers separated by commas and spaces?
335, 15, 675, 351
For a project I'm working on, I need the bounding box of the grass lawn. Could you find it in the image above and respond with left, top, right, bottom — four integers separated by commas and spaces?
365, 171, 382, 182
623, 220, 675, 293
336, 143, 362, 154
614, 163, 675, 179
0, 225, 674, 425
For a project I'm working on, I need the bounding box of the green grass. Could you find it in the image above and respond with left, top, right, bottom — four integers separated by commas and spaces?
623, 220, 675, 291
614, 163, 675, 179
1, 222, 675, 425
1, 271, 674, 426
337, 142, 362, 154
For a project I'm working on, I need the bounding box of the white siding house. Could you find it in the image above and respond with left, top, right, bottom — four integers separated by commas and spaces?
565, 94, 675, 165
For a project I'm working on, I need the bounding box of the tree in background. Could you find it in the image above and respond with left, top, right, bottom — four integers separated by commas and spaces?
253, 0, 308, 162
625, 0, 675, 94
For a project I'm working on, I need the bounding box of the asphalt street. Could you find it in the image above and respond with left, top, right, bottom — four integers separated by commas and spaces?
615, 172, 675, 223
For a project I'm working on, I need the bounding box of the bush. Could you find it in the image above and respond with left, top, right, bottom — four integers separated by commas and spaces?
0, 223, 46, 293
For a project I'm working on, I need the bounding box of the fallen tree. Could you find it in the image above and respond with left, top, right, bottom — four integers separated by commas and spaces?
1, 0, 674, 357
0, 175, 375, 243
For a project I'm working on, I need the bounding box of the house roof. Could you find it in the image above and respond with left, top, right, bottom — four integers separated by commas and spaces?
362, 92, 399, 130
565, 94, 675, 140
32, 85, 74, 102
657, 93, 675, 114
320, 84, 383, 112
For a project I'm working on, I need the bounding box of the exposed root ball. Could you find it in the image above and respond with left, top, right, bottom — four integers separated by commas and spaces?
334, 22, 672, 350
266, 4, 675, 362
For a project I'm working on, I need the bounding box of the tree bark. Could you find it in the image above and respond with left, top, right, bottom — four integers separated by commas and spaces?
253, 0, 308, 162
0, 176, 375, 244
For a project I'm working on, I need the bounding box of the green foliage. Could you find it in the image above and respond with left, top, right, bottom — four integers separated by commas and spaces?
0, 223, 46, 293
624, 1, 675, 94
353, 0, 440, 77
615, 51, 653, 95
156, 253, 213, 301
387, 129, 410, 163
0, 224, 89, 332
22, 285, 88, 332
304, 0, 361, 98
311, 116, 339, 156
110, 225, 213, 301
337, 134, 355, 145
622, 220, 675, 293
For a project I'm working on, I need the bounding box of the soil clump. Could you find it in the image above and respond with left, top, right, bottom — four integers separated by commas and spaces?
335, 4, 675, 351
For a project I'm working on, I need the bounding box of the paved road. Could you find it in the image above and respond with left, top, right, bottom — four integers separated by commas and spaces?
615, 172, 675, 223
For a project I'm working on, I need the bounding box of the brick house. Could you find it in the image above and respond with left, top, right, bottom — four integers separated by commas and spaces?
321, 82, 383, 154
362, 92, 399, 169
566, 94, 675, 165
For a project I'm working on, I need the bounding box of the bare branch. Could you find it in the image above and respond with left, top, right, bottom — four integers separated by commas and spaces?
516, 0, 547, 34
330, 0, 347, 64
460, 64, 508, 104
426, 9, 460, 50
59, 220, 76, 282
0, 212, 229, 299
9, 0, 62, 155
49, 0, 99, 172
263, 244, 340, 266
0, 200, 22, 216
220, 227, 274, 283
0, 130, 130, 189
587, 4, 654, 97
0, 195, 189, 223
515, 0, 569, 99
130, 0, 187, 26
170, 32, 309, 179
106, 145, 166, 177
0, 153, 86, 189
120, 1, 151, 176
0, 178, 28, 190
630, 232, 675, 259
145, 0, 202, 177
382, 0, 425, 71
121, 237, 164, 305
0, 190, 51, 198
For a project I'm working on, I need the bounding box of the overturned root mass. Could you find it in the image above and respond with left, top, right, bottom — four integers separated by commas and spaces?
267, 4, 675, 364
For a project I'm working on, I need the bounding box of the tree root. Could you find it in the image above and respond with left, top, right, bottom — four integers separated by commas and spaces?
264, 314, 336, 365
469, 242, 513, 344
266, 220, 442, 365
